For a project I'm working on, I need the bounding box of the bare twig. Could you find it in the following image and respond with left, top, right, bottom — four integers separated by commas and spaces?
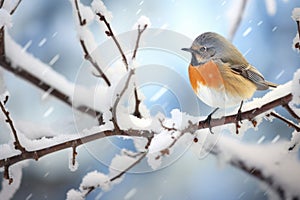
0, 27, 4, 56
10, 0, 22, 15
132, 86, 142, 118
0, 0, 4, 8
282, 103, 300, 122
74, 0, 111, 86
268, 111, 300, 132
228, 0, 248, 41
131, 24, 148, 118
96, 12, 129, 70
0, 97, 26, 153
72, 142, 78, 166
131, 24, 147, 60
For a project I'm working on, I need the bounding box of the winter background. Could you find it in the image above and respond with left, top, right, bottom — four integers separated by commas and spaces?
1, 0, 300, 199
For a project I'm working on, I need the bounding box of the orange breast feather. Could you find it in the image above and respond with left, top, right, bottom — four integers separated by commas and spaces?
188, 61, 224, 92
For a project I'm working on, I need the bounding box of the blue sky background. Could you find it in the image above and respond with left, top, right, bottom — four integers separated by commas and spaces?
1, 0, 300, 199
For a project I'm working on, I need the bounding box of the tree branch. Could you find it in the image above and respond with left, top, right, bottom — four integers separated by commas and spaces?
9, 0, 22, 15
131, 24, 148, 118
95, 12, 129, 70
111, 69, 135, 131
208, 144, 289, 199
0, 96, 26, 153
282, 103, 300, 122
269, 111, 300, 132
73, 0, 111, 86
0, 92, 293, 169
0, 57, 102, 120
131, 24, 147, 60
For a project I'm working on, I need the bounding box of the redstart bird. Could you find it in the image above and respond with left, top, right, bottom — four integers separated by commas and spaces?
182, 32, 277, 132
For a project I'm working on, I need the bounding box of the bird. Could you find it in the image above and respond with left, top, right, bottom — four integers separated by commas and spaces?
182, 32, 277, 133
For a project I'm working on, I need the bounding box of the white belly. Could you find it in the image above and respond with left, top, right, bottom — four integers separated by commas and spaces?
195, 83, 243, 108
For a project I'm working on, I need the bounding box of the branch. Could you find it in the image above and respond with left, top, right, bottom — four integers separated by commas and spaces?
96, 12, 129, 70
0, 31, 103, 122
268, 111, 300, 132
111, 69, 135, 130
73, 0, 111, 86
8, 0, 22, 15
0, 93, 293, 168
211, 148, 286, 199
0, 96, 26, 153
131, 24, 147, 60
228, 0, 248, 41
82, 151, 147, 197
0, 127, 153, 168
197, 93, 293, 132
0, 58, 102, 119
131, 24, 147, 118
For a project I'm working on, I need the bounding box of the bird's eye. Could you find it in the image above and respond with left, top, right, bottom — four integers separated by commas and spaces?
199, 46, 207, 52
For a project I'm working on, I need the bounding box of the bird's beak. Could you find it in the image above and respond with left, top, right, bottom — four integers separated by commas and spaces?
181, 48, 197, 54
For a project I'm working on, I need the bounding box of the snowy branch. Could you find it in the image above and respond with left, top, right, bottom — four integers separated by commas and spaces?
72, 0, 111, 86
0, 87, 296, 187
0, 96, 26, 153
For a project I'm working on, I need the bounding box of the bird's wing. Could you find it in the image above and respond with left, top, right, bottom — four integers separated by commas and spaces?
230, 64, 277, 90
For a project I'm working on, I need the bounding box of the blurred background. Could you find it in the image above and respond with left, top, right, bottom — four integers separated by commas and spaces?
1, 0, 300, 199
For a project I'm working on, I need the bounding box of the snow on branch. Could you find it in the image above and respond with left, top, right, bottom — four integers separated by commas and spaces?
1, 1, 300, 199
0, 33, 102, 118
71, 0, 111, 86
200, 133, 300, 199
292, 8, 300, 50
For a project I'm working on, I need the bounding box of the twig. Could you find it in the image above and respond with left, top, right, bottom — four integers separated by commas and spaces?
10, 0, 22, 15
111, 69, 135, 130
0, 0, 4, 8
110, 151, 146, 182
4, 165, 12, 184
72, 142, 78, 166
74, 0, 111, 86
228, 0, 248, 41
0, 27, 4, 56
0, 97, 26, 153
131, 24, 147, 60
296, 21, 300, 50
82, 151, 147, 197
268, 111, 300, 132
96, 12, 129, 70
132, 86, 142, 118
131, 24, 147, 118
282, 103, 300, 122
